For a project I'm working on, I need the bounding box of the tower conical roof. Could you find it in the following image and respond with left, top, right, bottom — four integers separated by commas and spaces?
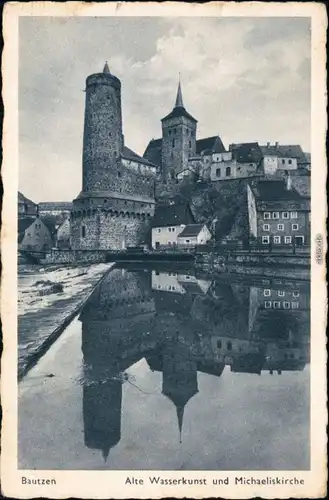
175, 81, 184, 108
103, 61, 110, 74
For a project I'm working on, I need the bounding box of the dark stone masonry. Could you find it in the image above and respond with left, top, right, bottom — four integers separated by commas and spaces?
71, 63, 156, 250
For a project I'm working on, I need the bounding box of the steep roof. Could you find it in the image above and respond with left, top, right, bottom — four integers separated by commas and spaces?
230, 142, 263, 164
122, 146, 157, 168
152, 203, 195, 227
18, 217, 35, 243
251, 180, 302, 201
143, 138, 162, 168
196, 136, 226, 155
18, 191, 37, 206
178, 223, 206, 238
276, 145, 308, 164
161, 81, 197, 123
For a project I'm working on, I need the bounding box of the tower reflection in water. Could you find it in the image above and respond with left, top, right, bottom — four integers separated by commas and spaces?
80, 265, 310, 460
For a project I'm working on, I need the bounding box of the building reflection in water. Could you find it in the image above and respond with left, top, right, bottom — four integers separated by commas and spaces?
79, 265, 310, 460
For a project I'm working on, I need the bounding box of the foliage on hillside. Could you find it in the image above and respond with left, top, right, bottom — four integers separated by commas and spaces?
159, 178, 251, 242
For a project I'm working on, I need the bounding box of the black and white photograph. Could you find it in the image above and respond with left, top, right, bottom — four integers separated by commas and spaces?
1, 3, 327, 499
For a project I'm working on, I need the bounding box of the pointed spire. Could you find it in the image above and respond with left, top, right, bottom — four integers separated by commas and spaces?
101, 445, 110, 462
103, 61, 110, 74
175, 76, 184, 108
176, 405, 184, 444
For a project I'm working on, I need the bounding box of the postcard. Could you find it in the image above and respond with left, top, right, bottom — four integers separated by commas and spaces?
1, 1, 327, 498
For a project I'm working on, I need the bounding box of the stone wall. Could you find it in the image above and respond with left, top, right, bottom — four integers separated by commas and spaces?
71, 211, 152, 250
161, 115, 197, 180
82, 72, 123, 193
39, 249, 108, 265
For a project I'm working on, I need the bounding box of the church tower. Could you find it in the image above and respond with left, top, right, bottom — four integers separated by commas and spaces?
71, 63, 156, 250
161, 80, 197, 181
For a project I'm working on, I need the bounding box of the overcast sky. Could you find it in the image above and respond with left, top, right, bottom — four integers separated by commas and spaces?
19, 16, 311, 202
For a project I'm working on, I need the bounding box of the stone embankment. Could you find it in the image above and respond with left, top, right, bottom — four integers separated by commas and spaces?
18, 262, 114, 380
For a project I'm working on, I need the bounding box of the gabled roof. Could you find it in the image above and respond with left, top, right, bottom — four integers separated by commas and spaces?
177, 223, 206, 238
152, 203, 195, 227
122, 146, 157, 168
18, 191, 37, 206
196, 136, 226, 155
143, 138, 163, 168
230, 142, 263, 164
18, 217, 35, 243
251, 180, 302, 201
276, 145, 308, 164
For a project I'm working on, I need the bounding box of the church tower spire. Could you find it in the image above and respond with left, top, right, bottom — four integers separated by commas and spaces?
175, 78, 184, 108
103, 61, 110, 73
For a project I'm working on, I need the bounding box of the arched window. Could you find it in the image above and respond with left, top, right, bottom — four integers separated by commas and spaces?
226, 166, 231, 177
216, 168, 221, 177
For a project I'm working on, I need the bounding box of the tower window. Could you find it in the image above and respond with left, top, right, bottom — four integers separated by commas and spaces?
172, 139, 175, 147
81, 226, 86, 238
169, 130, 172, 136
174, 128, 177, 134
118, 171, 121, 177
109, 132, 112, 136
189, 141, 192, 148
226, 166, 231, 177
216, 168, 221, 177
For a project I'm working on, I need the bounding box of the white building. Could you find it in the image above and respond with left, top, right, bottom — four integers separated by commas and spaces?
177, 223, 212, 247
151, 203, 195, 249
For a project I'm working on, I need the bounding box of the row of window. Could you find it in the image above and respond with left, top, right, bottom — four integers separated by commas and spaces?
261, 235, 304, 244
171, 139, 192, 148
264, 301, 299, 309
264, 212, 298, 219
264, 289, 300, 297
156, 227, 178, 233
167, 128, 194, 136
263, 223, 299, 231
216, 166, 231, 177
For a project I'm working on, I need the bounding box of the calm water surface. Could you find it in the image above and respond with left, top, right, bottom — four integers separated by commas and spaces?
18, 264, 310, 470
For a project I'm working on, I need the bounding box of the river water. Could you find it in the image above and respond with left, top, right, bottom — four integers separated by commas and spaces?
18, 263, 310, 470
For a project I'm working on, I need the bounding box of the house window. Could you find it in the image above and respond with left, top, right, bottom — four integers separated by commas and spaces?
283, 302, 290, 309
284, 236, 292, 244
217, 340, 222, 349
282, 212, 289, 219
272, 212, 279, 219
81, 226, 86, 238
273, 301, 281, 309
264, 212, 271, 219
174, 128, 176, 134
291, 302, 299, 309
278, 290, 285, 297
292, 291, 300, 298
172, 139, 175, 147
265, 301, 272, 309
262, 236, 270, 244
216, 168, 221, 177
277, 224, 284, 231
264, 289, 271, 297
292, 224, 299, 230
291, 212, 298, 219
226, 341, 232, 351
157, 228, 161, 233
185, 239, 190, 243
226, 166, 231, 177
288, 159, 292, 165
189, 141, 192, 148
274, 236, 281, 244
282, 159, 285, 164
263, 224, 270, 231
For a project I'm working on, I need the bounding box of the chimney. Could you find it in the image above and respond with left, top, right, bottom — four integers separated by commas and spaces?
275, 141, 279, 148
266, 142, 270, 147
286, 172, 292, 190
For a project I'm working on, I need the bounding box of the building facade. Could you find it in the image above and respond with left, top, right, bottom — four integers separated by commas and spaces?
151, 203, 195, 248
18, 192, 38, 218
177, 223, 212, 247
71, 63, 156, 250
18, 217, 53, 251
247, 179, 310, 246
